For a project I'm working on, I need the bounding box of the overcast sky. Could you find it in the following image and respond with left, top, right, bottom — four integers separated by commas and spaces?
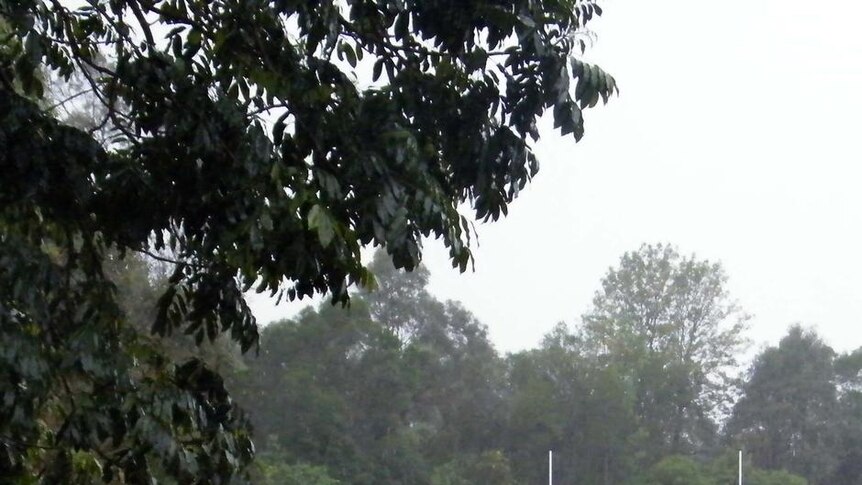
251, 0, 862, 356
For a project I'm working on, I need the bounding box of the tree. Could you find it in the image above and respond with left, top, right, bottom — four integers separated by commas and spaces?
253, 459, 341, 485
504, 325, 638, 485
639, 453, 809, 485
727, 326, 838, 484
0, 243, 253, 482
831, 347, 862, 484
362, 251, 507, 459
232, 301, 423, 484
702, 451, 808, 485
642, 455, 710, 485
580, 244, 748, 460
232, 251, 507, 484
430, 450, 515, 485
1, 0, 616, 480
746, 469, 809, 485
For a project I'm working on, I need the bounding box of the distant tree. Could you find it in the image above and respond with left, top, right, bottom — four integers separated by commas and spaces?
430, 450, 516, 485
505, 325, 638, 485
2, 0, 616, 480
581, 244, 749, 459
233, 301, 421, 484
254, 458, 341, 485
363, 251, 507, 458
364, 250, 433, 342
642, 455, 711, 485
826, 347, 862, 484
505, 347, 570, 483
831, 390, 862, 484
702, 451, 743, 485
745, 469, 809, 485
728, 326, 838, 484
233, 251, 506, 483
104, 251, 245, 373
703, 451, 811, 485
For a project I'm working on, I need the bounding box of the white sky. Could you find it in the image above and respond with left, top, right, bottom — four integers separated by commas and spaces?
250, 0, 862, 356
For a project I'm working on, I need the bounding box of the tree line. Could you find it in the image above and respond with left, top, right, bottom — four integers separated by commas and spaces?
221, 245, 862, 484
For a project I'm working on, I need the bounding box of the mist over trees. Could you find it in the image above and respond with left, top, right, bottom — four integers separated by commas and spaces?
225, 244, 861, 484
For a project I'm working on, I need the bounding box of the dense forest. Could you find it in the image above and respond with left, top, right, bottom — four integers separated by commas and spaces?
116, 245, 862, 484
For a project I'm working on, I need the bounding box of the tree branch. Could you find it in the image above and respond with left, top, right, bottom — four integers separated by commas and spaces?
44, 88, 94, 113
129, 0, 156, 46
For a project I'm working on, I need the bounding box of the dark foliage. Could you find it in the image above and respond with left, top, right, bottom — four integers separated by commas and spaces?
1, 0, 614, 481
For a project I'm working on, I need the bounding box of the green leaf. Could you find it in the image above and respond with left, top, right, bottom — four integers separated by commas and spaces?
342, 42, 356, 68
308, 204, 336, 247
372, 58, 384, 82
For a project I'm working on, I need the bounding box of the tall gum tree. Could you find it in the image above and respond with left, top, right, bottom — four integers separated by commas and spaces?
580, 244, 749, 460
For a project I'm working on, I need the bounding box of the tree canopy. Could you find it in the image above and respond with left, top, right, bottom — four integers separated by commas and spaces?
1, 0, 616, 481
228, 247, 830, 485
728, 326, 840, 484
233, 251, 507, 484
581, 244, 749, 458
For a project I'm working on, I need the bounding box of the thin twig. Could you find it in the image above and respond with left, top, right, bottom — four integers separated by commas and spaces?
44, 88, 94, 112
135, 248, 202, 269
